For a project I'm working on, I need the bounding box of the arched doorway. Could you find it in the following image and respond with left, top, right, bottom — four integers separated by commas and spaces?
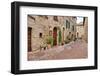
53, 27, 57, 46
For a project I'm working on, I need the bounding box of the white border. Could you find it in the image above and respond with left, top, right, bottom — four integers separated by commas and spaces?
20, 6, 94, 70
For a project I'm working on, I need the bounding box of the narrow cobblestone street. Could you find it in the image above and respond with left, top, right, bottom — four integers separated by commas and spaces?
28, 40, 88, 61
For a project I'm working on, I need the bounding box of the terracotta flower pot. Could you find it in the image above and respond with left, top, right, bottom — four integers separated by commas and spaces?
47, 44, 51, 49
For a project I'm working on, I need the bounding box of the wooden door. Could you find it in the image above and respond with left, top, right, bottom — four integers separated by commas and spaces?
53, 27, 57, 46
28, 27, 32, 52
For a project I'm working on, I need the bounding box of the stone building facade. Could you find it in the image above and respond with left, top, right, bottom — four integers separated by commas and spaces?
76, 17, 88, 42
76, 22, 84, 39
83, 17, 88, 42
28, 15, 77, 52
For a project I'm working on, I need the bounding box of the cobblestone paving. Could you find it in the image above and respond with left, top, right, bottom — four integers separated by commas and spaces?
28, 40, 88, 61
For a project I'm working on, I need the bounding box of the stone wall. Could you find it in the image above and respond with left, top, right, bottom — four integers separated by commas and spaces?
76, 23, 84, 39
83, 17, 88, 42
28, 15, 77, 51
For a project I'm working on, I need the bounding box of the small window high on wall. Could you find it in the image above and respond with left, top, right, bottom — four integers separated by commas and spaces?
39, 33, 43, 38
53, 16, 58, 21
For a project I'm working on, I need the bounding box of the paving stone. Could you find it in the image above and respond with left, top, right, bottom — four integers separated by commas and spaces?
28, 40, 88, 60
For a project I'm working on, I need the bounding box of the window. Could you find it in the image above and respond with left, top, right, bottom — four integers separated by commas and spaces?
68, 22, 70, 28
66, 20, 70, 29
39, 33, 42, 38
53, 16, 58, 21
72, 26, 74, 31
49, 31, 52, 36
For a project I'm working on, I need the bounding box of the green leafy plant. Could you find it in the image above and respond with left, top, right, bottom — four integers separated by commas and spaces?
46, 36, 53, 47
58, 31, 62, 44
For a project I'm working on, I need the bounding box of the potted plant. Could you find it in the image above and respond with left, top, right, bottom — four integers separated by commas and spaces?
58, 31, 62, 45
64, 36, 70, 44
46, 36, 53, 49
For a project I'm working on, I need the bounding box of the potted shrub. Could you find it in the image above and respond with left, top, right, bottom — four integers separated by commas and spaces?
46, 36, 53, 49
64, 36, 70, 44
58, 31, 62, 45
